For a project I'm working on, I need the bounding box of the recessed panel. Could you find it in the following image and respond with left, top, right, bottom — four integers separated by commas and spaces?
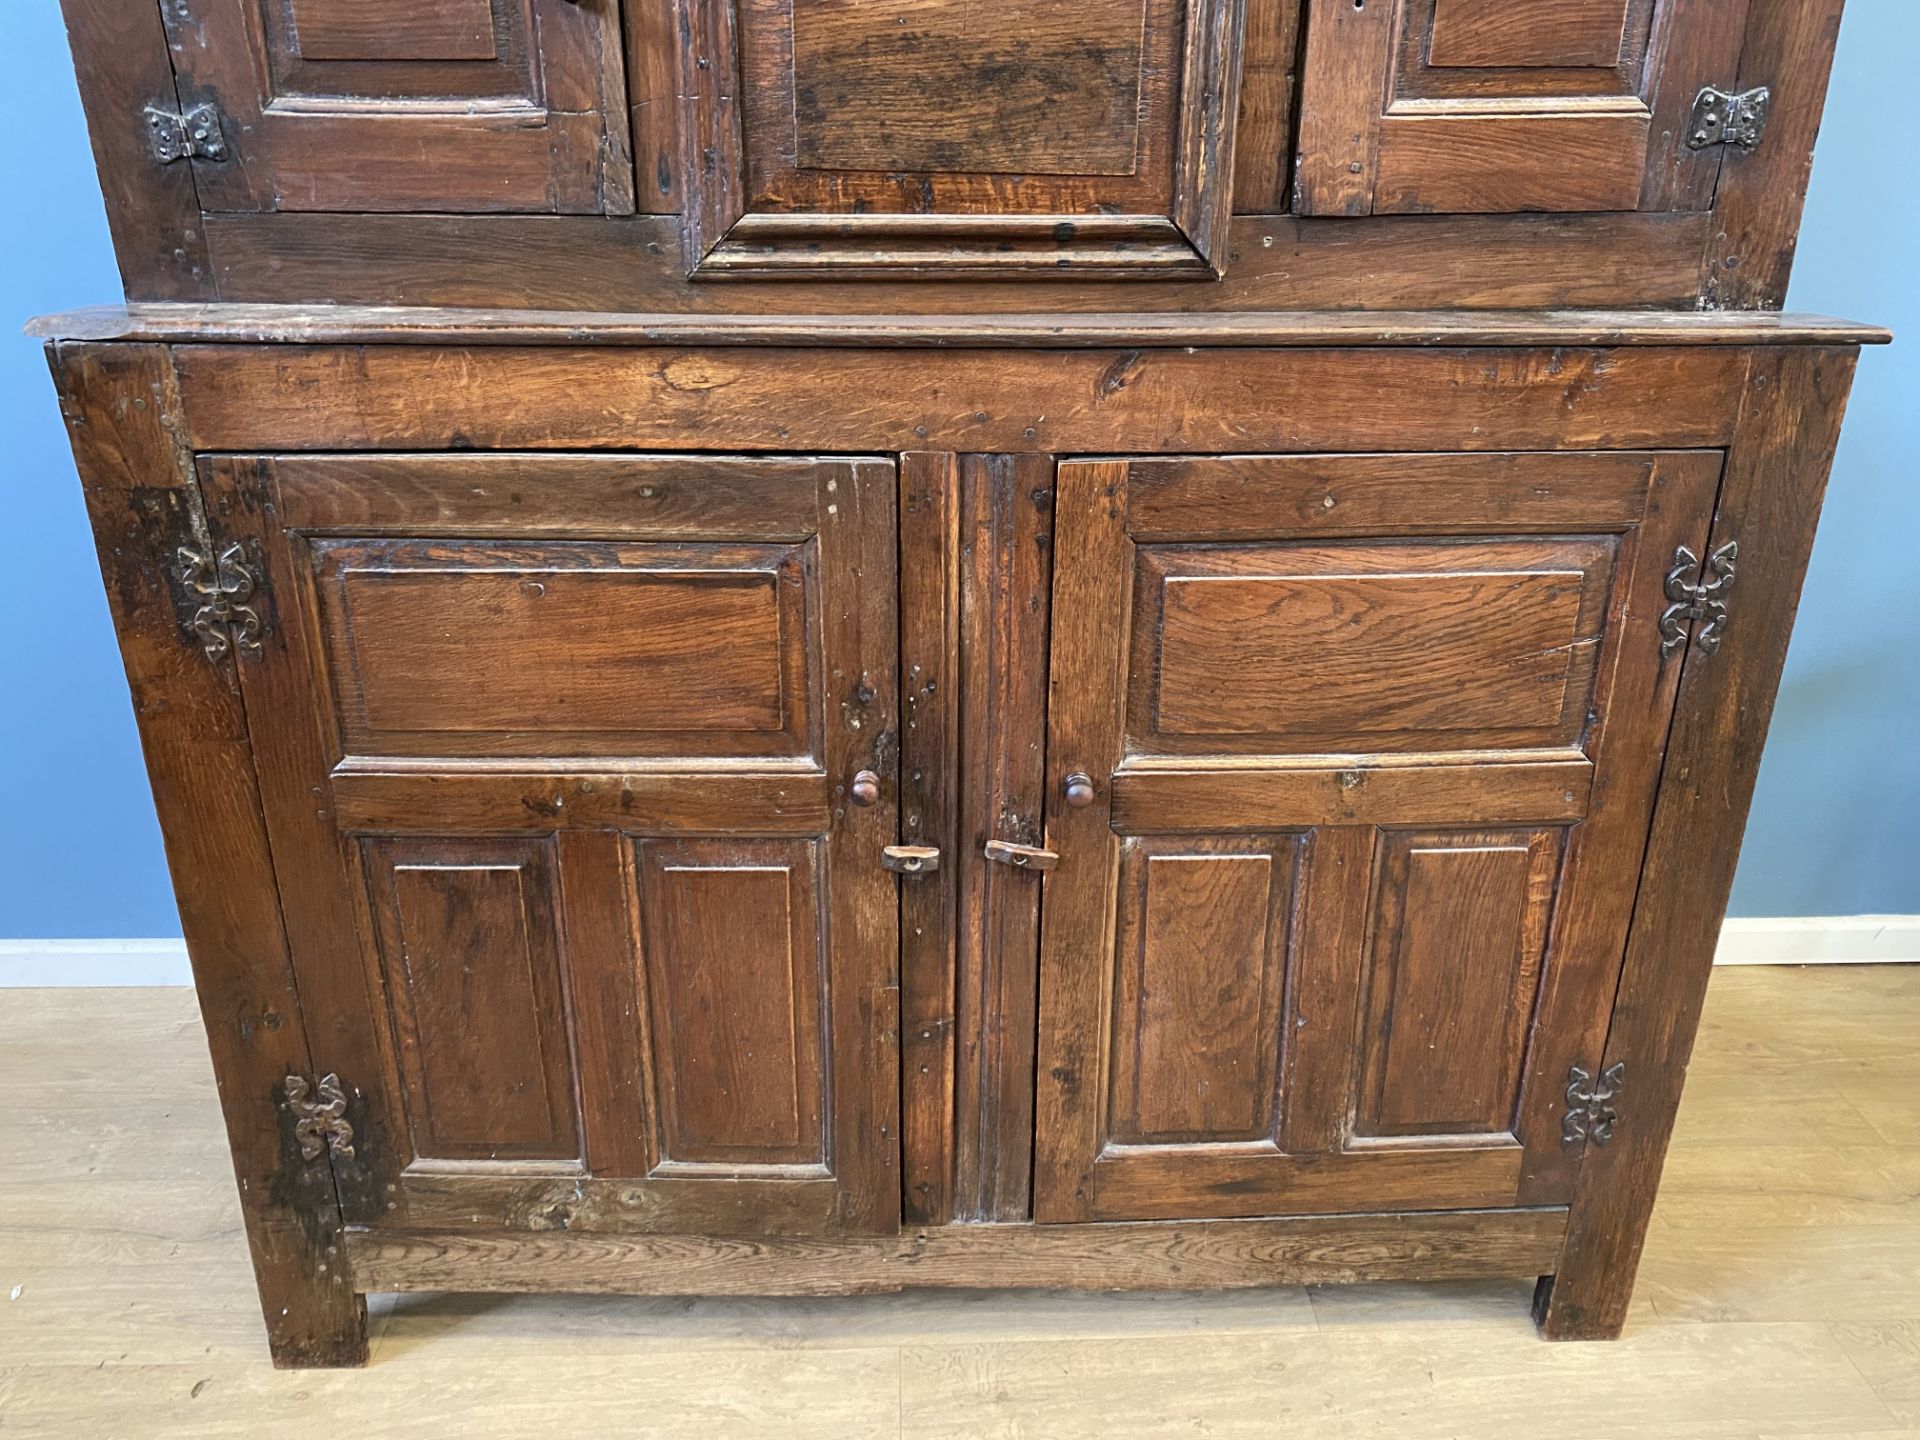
1132, 538, 1615, 755
1108, 836, 1300, 1146
364, 837, 581, 1163
1427, 0, 1631, 70
310, 538, 813, 761
1356, 829, 1562, 1138
791, 0, 1146, 175
638, 840, 828, 1168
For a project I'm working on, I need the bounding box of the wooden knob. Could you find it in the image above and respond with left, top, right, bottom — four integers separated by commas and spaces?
850, 770, 881, 807
1063, 772, 1096, 809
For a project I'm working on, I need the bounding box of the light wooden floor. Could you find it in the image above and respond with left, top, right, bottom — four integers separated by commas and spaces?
2, 967, 1916, 1439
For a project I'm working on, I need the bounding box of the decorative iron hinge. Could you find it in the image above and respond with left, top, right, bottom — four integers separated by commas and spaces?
284, 1074, 356, 1162
177, 541, 266, 662
1687, 85, 1771, 152
144, 100, 230, 164
1562, 1062, 1626, 1147
1660, 541, 1739, 658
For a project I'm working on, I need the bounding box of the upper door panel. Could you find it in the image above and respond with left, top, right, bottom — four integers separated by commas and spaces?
1293, 0, 1743, 215
160, 0, 634, 213
676, 0, 1248, 278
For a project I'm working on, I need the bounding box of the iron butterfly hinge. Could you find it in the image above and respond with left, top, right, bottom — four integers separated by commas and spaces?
177, 541, 266, 662
1562, 1062, 1626, 1148
1660, 541, 1739, 659
1686, 85, 1772, 153
284, 1074, 356, 1162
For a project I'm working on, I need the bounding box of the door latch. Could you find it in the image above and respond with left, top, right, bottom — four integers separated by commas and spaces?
881, 844, 942, 875
984, 840, 1059, 872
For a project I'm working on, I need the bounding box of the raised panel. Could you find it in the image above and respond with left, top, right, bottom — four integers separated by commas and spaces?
679, 0, 1244, 276
159, 0, 633, 214
637, 840, 828, 1169
309, 538, 813, 762
1130, 539, 1616, 755
1291, 0, 1724, 216
790, 0, 1146, 175
1427, 0, 1634, 72
364, 837, 582, 1164
1356, 829, 1562, 1138
1108, 837, 1300, 1145
1036, 454, 1716, 1224
287, 0, 497, 62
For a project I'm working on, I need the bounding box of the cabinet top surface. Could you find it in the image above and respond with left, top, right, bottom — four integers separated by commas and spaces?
26, 305, 1891, 349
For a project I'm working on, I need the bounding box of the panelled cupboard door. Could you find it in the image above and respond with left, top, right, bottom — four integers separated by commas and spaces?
675, 0, 1249, 277
197, 454, 898, 1237
158, 0, 634, 213
1293, 0, 1744, 215
1033, 452, 1721, 1223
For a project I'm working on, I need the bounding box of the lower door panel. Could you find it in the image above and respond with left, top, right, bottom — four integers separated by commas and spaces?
1033, 451, 1720, 1222
201, 453, 901, 1236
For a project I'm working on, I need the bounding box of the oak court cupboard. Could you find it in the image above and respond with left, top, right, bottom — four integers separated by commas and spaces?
36, 0, 1887, 1366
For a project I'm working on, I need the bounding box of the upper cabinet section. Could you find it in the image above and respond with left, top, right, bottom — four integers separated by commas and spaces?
63, 0, 1848, 305
676, 0, 1250, 277
157, 0, 633, 213
1293, 0, 1742, 216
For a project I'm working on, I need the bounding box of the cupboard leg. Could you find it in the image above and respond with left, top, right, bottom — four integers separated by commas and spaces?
259, 1263, 368, 1370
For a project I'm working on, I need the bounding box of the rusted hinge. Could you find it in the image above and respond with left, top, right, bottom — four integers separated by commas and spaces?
284, 1074, 356, 1162
177, 541, 266, 662
1686, 86, 1771, 153
1660, 541, 1738, 658
144, 100, 230, 164
1562, 1062, 1626, 1147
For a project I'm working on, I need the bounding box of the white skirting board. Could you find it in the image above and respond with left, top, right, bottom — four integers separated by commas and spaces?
2, 920, 1917, 986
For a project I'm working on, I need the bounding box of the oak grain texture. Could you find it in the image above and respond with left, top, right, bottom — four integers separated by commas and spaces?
1537, 346, 1863, 1338
175, 212, 1723, 310
898, 454, 963, 1226
952, 455, 1055, 1221
56, 0, 213, 299
1703, 0, 1847, 308
47, 343, 365, 1367
344, 1209, 1571, 1295
169, 345, 1753, 456
34, 306, 1889, 348
677, 0, 1241, 277
155, 0, 634, 215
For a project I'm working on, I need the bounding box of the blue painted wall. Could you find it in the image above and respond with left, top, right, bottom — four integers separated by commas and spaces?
0, 4, 1912, 938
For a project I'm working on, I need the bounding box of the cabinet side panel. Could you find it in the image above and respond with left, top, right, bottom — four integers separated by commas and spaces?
49, 342, 363, 1366
58, 0, 215, 298
1540, 345, 1861, 1338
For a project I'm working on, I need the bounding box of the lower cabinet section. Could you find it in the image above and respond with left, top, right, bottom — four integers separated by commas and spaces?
51, 337, 1863, 1363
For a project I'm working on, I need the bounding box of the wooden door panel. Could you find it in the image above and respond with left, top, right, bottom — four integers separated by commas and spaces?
677, 0, 1245, 276
362, 836, 582, 1165
309, 538, 814, 762
1108, 836, 1301, 1146
1428, 0, 1633, 70
637, 839, 828, 1169
1355, 828, 1562, 1139
1293, 0, 1738, 215
202, 453, 898, 1236
1035, 451, 1719, 1223
1131, 538, 1613, 754
159, 0, 633, 214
